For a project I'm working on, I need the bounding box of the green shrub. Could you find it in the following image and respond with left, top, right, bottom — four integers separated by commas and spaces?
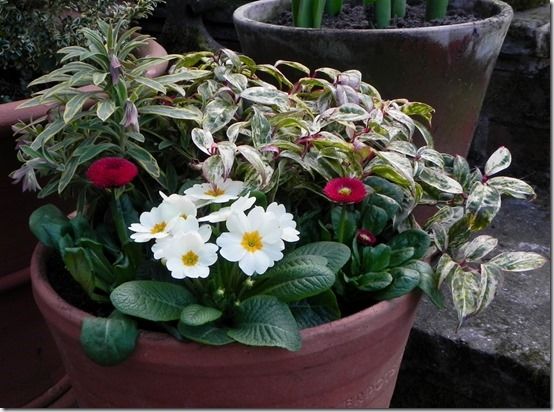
0, 0, 163, 102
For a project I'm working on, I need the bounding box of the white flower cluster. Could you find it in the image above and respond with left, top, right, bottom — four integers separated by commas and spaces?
129, 179, 299, 278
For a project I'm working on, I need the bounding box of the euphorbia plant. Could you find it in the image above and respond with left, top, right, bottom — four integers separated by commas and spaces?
293, 0, 449, 28
13, 24, 546, 366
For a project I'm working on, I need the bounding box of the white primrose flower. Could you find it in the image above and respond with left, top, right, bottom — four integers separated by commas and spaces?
152, 216, 212, 260
216, 206, 285, 276
158, 192, 197, 220
162, 232, 218, 279
184, 178, 244, 204
129, 203, 179, 243
266, 202, 300, 242
198, 195, 256, 223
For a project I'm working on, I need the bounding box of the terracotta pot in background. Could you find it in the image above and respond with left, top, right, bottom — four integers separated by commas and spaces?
233, 0, 513, 157
0, 37, 167, 408
31, 243, 421, 408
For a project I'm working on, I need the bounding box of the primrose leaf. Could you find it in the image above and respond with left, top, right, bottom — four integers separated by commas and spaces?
285, 241, 351, 273
80, 313, 138, 366
289, 290, 341, 329
372, 266, 420, 300
388, 229, 430, 260
248, 255, 335, 303
180, 304, 222, 326
351, 271, 393, 292
110, 280, 195, 321
29, 204, 70, 249
227, 295, 301, 351
177, 322, 233, 346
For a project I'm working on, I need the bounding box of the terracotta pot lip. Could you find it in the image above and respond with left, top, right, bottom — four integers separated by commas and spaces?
0, 37, 168, 132
31, 242, 419, 355
234, 0, 513, 34
0, 267, 31, 293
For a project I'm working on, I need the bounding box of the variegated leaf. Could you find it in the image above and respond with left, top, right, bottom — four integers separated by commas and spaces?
418, 167, 464, 194
435, 253, 459, 288
489, 252, 547, 272
431, 223, 448, 252
224, 73, 248, 92
251, 108, 271, 148
465, 183, 501, 231
63, 93, 91, 123
375, 151, 414, 187
451, 267, 480, 328
240, 87, 289, 107
331, 103, 370, 122
96, 99, 116, 121
462, 235, 498, 262
274, 60, 311, 75
387, 109, 415, 137
202, 155, 224, 184
484, 146, 511, 176
388, 141, 417, 157
417, 147, 444, 168
226, 121, 248, 144
424, 206, 464, 230
139, 105, 202, 123
237, 145, 267, 184
202, 98, 238, 133
217, 141, 237, 178
475, 263, 502, 315
486, 177, 536, 200
191, 128, 214, 156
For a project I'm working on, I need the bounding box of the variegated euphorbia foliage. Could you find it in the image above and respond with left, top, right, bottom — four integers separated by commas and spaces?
13, 24, 545, 365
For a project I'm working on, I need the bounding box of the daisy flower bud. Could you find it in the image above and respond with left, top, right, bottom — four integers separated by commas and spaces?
357, 229, 377, 246
86, 157, 138, 189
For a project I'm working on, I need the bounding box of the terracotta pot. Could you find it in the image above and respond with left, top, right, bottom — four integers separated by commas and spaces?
31, 243, 421, 408
233, 0, 513, 157
0, 36, 167, 408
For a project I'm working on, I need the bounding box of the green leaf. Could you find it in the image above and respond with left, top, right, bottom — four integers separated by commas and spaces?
29, 204, 69, 248
63, 93, 91, 123
365, 176, 405, 205
351, 271, 393, 292
486, 177, 536, 200
466, 184, 501, 231
227, 295, 301, 351
127, 141, 161, 178
110, 281, 195, 321
285, 241, 351, 273
96, 99, 117, 121
240, 87, 289, 106
249, 255, 335, 303
389, 247, 416, 267
371, 193, 400, 218
180, 304, 222, 326
451, 267, 479, 328
74, 143, 117, 164
362, 205, 388, 235
62, 247, 97, 299
407, 261, 444, 308
80, 313, 138, 366
418, 167, 464, 194
401, 102, 434, 124
289, 290, 340, 329
489, 252, 547, 272
203, 98, 238, 133
364, 244, 391, 272
388, 229, 430, 260
331, 207, 357, 243
462, 235, 498, 262
58, 157, 80, 193
177, 322, 233, 346
372, 267, 420, 300
484, 146, 511, 176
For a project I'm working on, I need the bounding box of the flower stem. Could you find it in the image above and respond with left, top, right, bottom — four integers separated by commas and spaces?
110, 189, 130, 247
392, 0, 406, 18
375, 0, 391, 28
337, 206, 347, 243
426, 0, 448, 20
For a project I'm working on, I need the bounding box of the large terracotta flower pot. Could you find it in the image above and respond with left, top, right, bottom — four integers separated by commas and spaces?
31, 243, 421, 408
0, 38, 167, 408
233, 0, 513, 157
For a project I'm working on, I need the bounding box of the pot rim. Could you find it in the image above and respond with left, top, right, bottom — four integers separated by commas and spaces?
233, 0, 513, 34
30, 242, 420, 360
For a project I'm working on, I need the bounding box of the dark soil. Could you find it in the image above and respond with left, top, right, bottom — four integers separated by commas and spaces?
268, 0, 479, 29
46, 252, 113, 318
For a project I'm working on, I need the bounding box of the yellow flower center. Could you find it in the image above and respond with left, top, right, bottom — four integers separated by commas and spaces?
338, 187, 352, 196
205, 186, 225, 197
150, 222, 167, 234
241, 231, 263, 253
181, 251, 199, 267
181, 213, 188, 219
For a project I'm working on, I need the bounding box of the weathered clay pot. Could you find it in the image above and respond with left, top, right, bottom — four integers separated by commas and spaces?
31, 243, 421, 408
0, 38, 167, 407
233, 0, 513, 157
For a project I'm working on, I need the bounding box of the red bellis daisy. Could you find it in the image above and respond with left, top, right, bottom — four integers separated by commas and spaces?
323, 177, 367, 204
87, 157, 138, 189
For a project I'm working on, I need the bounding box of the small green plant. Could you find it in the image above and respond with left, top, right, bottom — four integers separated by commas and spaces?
292, 0, 449, 29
